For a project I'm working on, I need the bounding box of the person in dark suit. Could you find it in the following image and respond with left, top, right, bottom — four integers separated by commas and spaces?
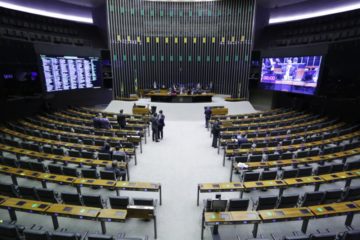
117, 109, 127, 129
151, 113, 159, 142
157, 110, 165, 140
211, 120, 221, 148
204, 107, 212, 128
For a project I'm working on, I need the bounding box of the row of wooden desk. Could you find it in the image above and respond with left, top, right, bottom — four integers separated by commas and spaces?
218, 122, 344, 155
202, 200, 360, 239
0, 195, 158, 238
223, 131, 360, 165
229, 147, 360, 180
197, 169, 360, 205
0, 164, 162, 205
210, 108, 293, 120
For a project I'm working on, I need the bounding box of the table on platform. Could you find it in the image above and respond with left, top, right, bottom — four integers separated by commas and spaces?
147, 93, 215, 103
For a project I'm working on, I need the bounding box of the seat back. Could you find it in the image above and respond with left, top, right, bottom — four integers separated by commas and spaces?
342, 229, 360, 240
242, 172, 260, 182
0, 223, 22, 240
35, 188, 58, 203
330, 163, 344, 173
228, 198, 249, 211
133, 198, 154, 206
23, 229, 49, 240
61, 192, 83, 206
63, 167, 78, 177
109, 196, 129, 209
256, 196, 278, 210
301, 192, 325, 207
18, 186, 37, 200
261, 170, 277, 180
47, 164, 63, 175
98, 153, 111, 160
343, 186, 360, 201
309, 233, 336, 240
50, 232, 80, 240
267, 154, 280, 161
297, 167, 313, 177
277, 194, 299, 208
87, 234, 114, 240
0, 183, 18, 197
82, 194, 103, 208
323, 189, 343, 204
81, 169, 98, 179
248, 155, 263, 162
30, 162, 46, 172
315, 165, 331, 175
282, 169, 298, 179
100, 170, 116, 180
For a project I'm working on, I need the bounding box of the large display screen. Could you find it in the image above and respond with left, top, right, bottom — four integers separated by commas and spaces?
260, 56, 322, 95
40, 55, 101, 92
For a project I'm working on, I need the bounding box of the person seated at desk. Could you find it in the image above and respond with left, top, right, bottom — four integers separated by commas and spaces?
112, 146, 127, 161
236, 134, 248, 146
105, 160, 126, 181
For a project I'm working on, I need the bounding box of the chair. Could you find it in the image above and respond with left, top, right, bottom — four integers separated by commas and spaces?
283, 236, 310, 240
254, 195, 278, 210
87, 234, 114, 240
267, 154, 280, 161
53, 148, 64, 155
18, 160, 32, 170
281, 152, 293, 159
248, 155, 263, 162
309, 233, 336, 240
342, 186, 360, 201
23, 229, 49, 240
30, 162, 46, 172
133, 198, 154, 206
109, 196, 129, 209
49, 232, 81, 240
281, 169, 298, 179
300, 191, 325, 207
228, 198, 249, 211
297, 167, 313, 177
68, 150, 81, 158
330, 163, 344, 173
81, 151, 95, 159
42, 146, 53, 154
315, 165, 331, 175
322, 189, 343, 204
18, 186, 37, 200
0, 183, 18, 197
0, 223, 22, 240
98, 153, 111, 160
113, 154, 126, 162
82, 194, 104, 208
345, 160, 360, 171
308, 149, 320, 157
277, 194, 300, 208
2, 157, 17, 167
234, 156, 248, 163
296, 151, 309, 158
81, 169, 98, 179
261, 170, 277, 180
63, 166, 78, 177
342, 229, 360, 240
47, 164, 63, 175
82, 139, 94, 145
36, 188, 58, 203
100, 170, 116, 180
61, 192, 83, 206
242, 172, 260, 182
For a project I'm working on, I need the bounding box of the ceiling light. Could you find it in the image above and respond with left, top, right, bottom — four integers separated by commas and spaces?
0, 1, 93, 24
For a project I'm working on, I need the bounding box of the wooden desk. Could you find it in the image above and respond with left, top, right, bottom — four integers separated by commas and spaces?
97, 209, 127, 234
0, 165, 161, 204
243, 180, 287, 198
197, 183, 244, 206
0, 197, 51, 221
147, 93, 215, 103
284, 176, 324, 191
133, 107, 150, 115
309, 202, 360, 227
211, 109, 293, 121
211, 108, 228, 116
259, 208, 313, 234
321, 170, 360, 188
115, 182, 162, 205
202, 211, 260, 239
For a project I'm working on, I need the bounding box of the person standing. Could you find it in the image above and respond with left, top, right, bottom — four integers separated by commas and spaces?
204, 107, 212, 128
117, 109, 127, 129
157, 110, 165, 140
212, 120, 221, 148
151, 112, 159, 142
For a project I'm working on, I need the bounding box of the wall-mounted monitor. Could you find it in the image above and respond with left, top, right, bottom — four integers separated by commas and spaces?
40, 55, 101, 93
260, 56, 322, 95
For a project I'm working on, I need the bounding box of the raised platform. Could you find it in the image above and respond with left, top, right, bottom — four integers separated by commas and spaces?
147, 93, 214, 103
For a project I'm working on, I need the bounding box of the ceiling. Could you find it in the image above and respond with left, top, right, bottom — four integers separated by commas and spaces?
54, 0, 312, 9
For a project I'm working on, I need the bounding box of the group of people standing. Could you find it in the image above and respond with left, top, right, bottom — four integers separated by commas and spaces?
150, 110, 165, 142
